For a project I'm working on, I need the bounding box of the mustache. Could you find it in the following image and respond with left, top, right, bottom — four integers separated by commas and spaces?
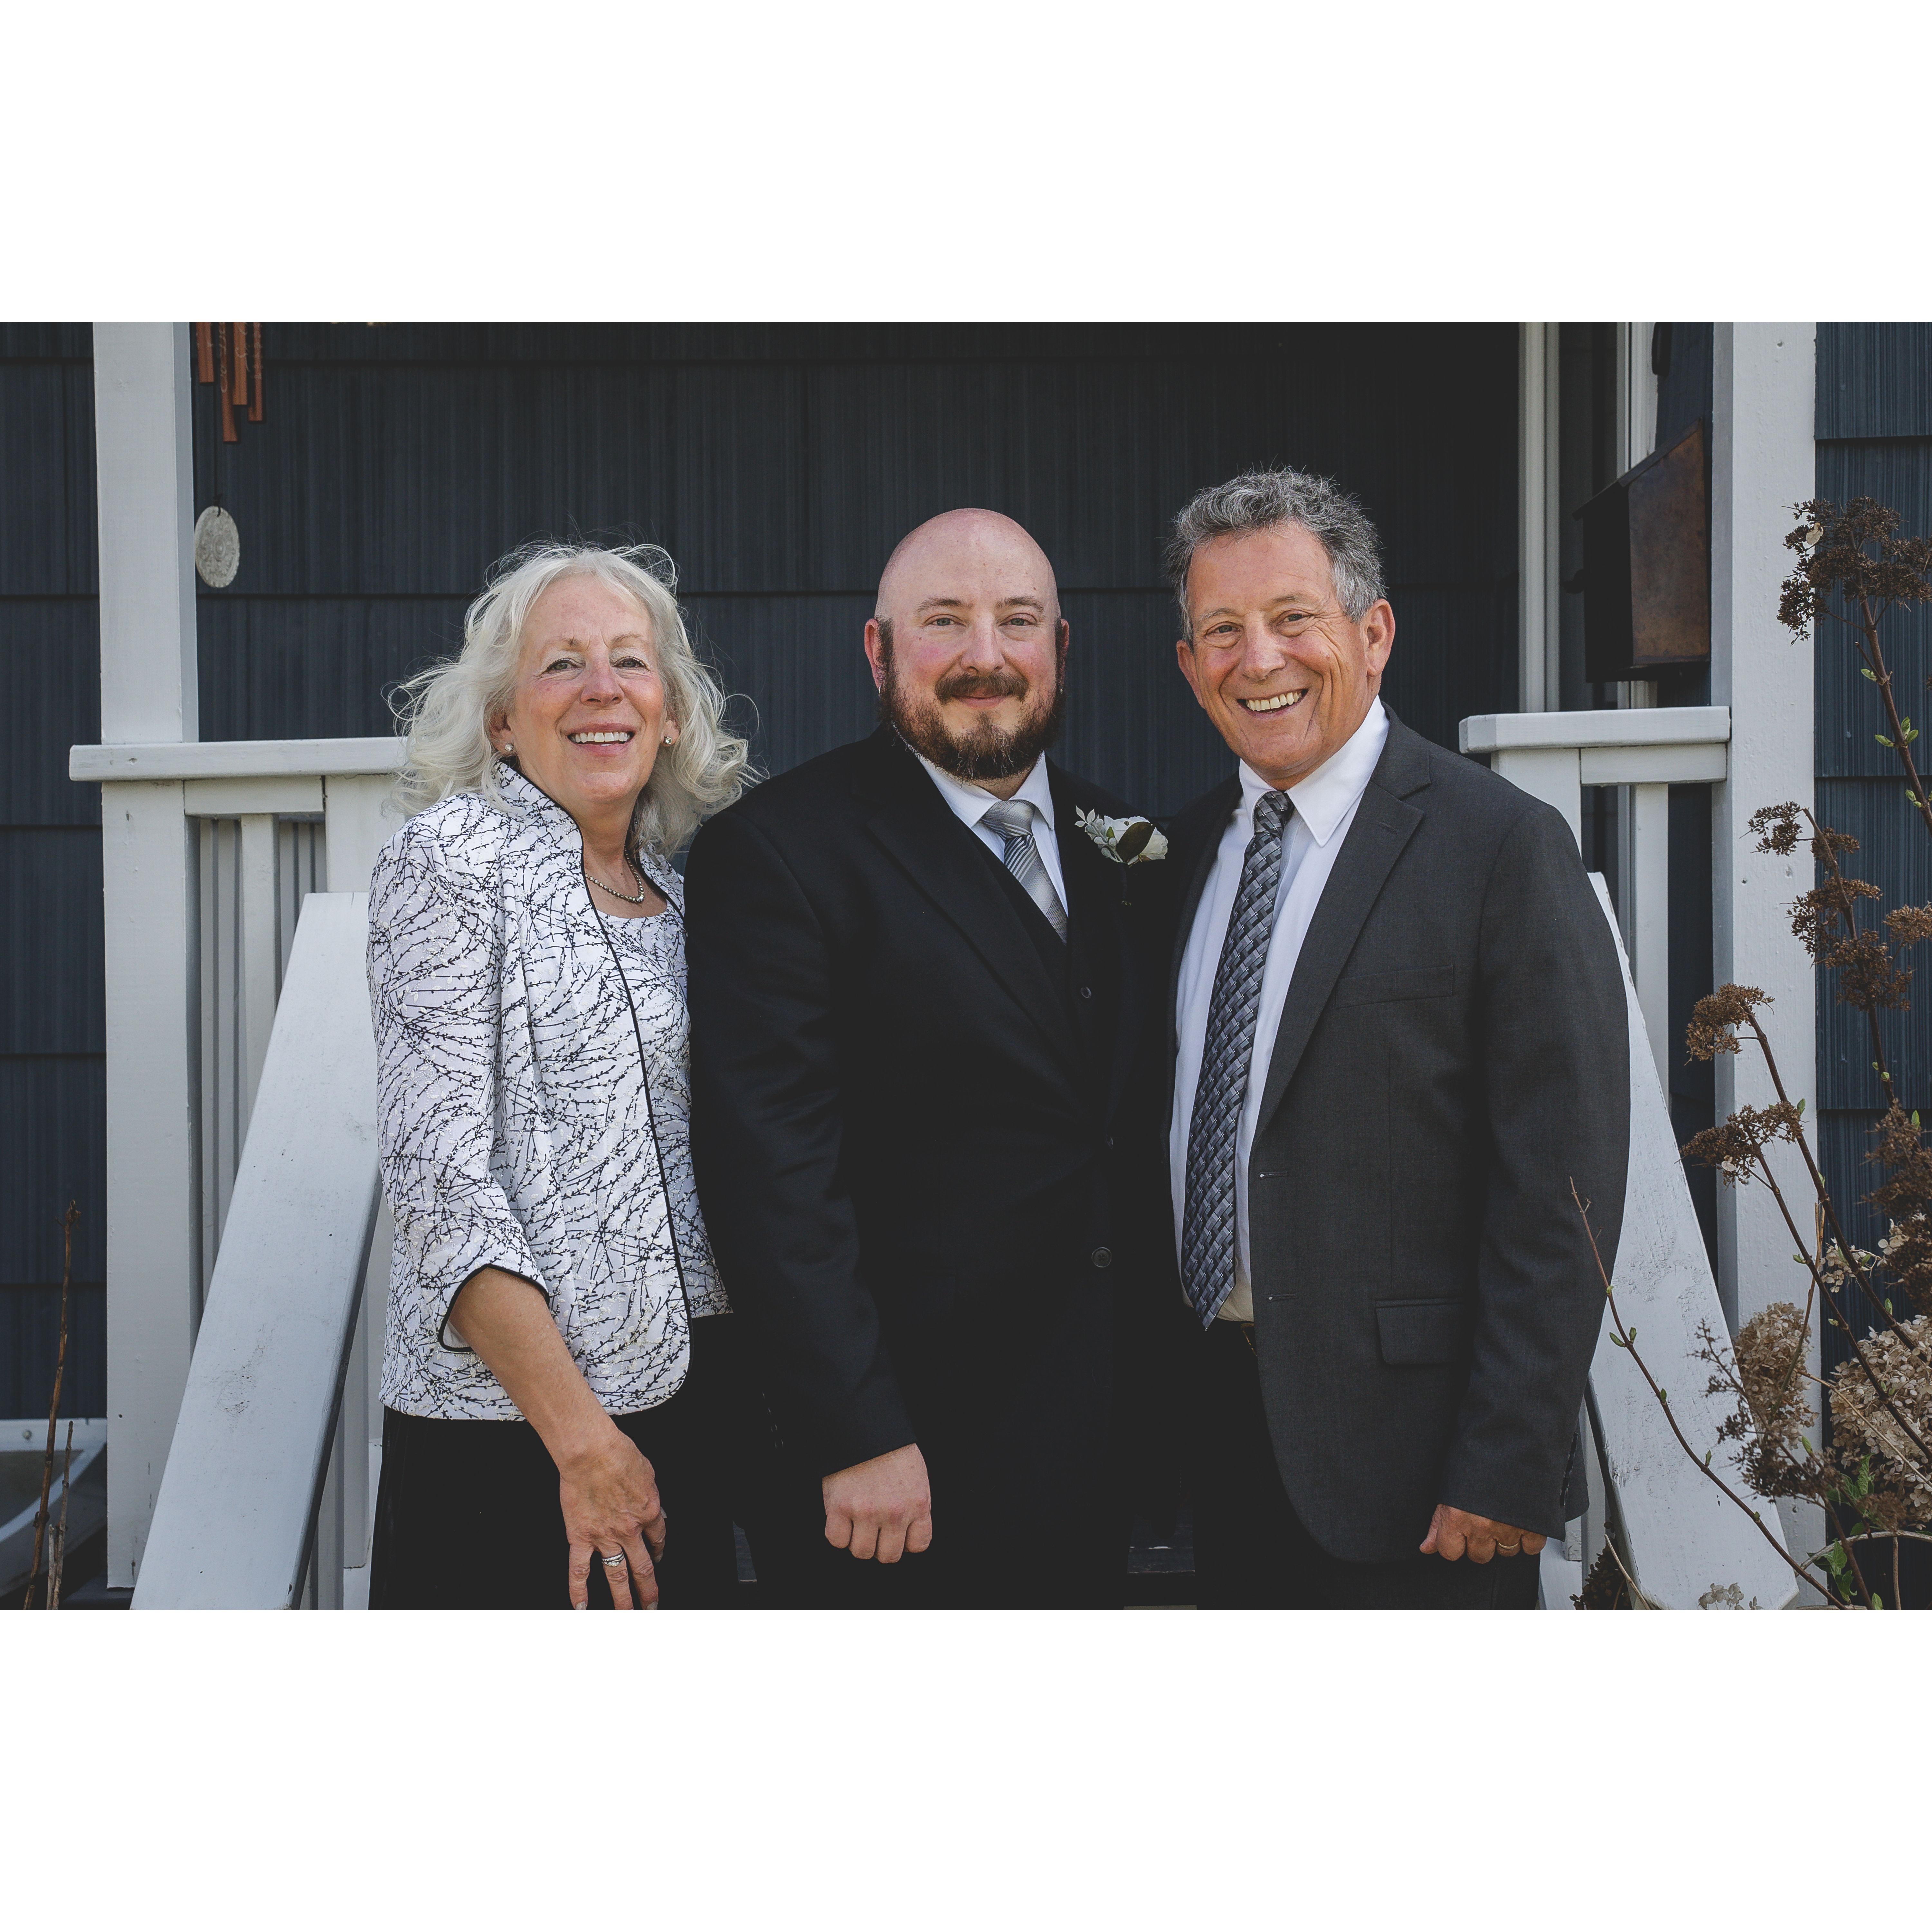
934, 668, 1030, 702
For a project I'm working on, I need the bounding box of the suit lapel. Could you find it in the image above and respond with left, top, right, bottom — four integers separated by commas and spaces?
857, 732, 1080, 1075
1251, 727, 1429, 1136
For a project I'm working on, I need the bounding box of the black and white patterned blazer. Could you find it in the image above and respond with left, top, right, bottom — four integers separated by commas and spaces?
367, 763, 726, 1422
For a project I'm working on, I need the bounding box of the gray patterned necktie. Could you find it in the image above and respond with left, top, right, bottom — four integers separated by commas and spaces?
1181, 788, 1294, 1325
980, 798, 1068, 942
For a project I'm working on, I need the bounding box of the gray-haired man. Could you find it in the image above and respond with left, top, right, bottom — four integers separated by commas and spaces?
1161, 468, 1629, 1608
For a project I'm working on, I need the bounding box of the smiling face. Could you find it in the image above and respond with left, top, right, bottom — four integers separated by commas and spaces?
1176, 522, 1394, 790
491, 573, 673, 837
865, 509, 1067, 789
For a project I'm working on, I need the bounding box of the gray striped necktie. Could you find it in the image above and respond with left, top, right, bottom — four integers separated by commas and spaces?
1181, 788, 1294, 1325
980, 797, 1068, 942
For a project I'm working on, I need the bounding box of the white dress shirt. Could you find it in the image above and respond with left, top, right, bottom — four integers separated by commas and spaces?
1170, 698, 1390, 1321
914, 749, 1068, 910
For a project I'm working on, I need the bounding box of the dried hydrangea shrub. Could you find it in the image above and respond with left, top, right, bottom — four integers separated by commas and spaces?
1825, 1315, 1932, 1534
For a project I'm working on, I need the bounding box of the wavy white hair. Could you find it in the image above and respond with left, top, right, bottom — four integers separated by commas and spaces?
391, 541, 753, 856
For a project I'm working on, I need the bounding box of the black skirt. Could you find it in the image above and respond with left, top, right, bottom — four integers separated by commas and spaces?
370, 1312, 752, 1609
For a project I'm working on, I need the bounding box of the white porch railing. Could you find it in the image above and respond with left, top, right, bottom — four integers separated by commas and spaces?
70, 736, 404, 1600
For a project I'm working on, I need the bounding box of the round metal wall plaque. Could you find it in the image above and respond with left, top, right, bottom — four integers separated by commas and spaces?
194, 506, 240, 588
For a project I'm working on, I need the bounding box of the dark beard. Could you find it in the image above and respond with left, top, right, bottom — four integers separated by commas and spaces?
877, 637, 1067, 782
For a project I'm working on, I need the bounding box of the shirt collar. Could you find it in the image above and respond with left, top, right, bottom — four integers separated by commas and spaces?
914, 746, 1056, 830
1237, 697, 1388, 848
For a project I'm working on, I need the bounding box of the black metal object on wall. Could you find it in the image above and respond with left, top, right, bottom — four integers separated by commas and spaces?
1578, 419, 1711, 684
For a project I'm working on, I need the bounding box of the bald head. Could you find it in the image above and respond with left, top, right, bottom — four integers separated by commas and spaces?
866, 508, 1069, 794
875, 509, 1061, 631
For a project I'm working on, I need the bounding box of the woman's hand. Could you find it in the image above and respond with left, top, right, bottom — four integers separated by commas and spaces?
450, 1265, 673, 1609
558, 1429, 669, 1610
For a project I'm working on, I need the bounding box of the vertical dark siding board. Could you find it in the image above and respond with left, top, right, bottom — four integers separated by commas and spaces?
0, 355, 98, 596
196, 596, 472, 742
0, 828, 104, 1054
0, 598, 100, 824
1817, 324, 1932, 440
1815, 324, 1932, 1375
1654, 324, 1713, 452
1813, 774, 1932, 1114
1, 327, 102, 1420
1, 1286, 105, 1416
0, 1057, 105, 1285
1814, 440, 1932, 781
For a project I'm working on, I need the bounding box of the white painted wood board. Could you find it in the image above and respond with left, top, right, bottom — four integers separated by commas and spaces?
1586, 876, 1798, 1610
133, 894, 381, 1609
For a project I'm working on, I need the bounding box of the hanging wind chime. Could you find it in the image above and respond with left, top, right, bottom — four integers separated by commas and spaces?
191, 323, 262, 586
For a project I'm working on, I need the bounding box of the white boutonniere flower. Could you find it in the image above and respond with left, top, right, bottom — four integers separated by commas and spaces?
1076, 808, 1168, 865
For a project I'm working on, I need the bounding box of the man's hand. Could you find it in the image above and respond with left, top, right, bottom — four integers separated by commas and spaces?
823, 1444, 933, 1562
1420, 1504, 1545, 1564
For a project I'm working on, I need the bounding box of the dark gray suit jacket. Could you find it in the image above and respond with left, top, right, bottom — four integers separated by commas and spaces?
1166, 713, 1629, 1562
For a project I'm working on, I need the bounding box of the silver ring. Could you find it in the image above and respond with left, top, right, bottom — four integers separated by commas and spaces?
600, 1552, 627, 1570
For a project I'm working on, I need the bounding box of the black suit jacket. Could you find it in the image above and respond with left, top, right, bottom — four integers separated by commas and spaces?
685, 727, 1173, 1537
1165, 713, 1629, 1562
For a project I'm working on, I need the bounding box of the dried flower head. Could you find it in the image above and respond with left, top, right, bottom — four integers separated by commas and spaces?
1867, 1105, 1932, 1316
1812, 824, 1862, 866
1701, 1307, 1819, 1504
1823, 1314, 1932, 1532
1776, 816, 1913, 1014
1736, 1304, 1815, 1442
1814, 919, 1910, 1013
1749, 803, 1803, 856
1682, 1101, 1805, 1182
1819, 1239, 1878, 1290
1780, 497, 1932, 638
1684, 984, 1768, 1062
1885, 904, 1932, 947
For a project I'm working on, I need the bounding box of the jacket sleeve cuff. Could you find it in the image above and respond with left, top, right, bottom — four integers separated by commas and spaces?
802, 1380, 921, 1480
409, 1221, 551, 1353
1436, 1463, 1571, 1542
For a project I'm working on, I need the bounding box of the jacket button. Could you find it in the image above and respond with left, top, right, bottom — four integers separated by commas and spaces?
1091, 1246, 1113, 1269
1078, 984, 1094, 1000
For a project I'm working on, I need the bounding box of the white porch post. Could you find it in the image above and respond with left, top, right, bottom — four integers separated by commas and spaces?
1517, 323, 1561, 712
94, 323, 200, 1588
1709, 322, 1823, 1584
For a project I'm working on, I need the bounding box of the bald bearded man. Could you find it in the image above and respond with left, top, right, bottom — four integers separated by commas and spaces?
685, 511, 1176, 1607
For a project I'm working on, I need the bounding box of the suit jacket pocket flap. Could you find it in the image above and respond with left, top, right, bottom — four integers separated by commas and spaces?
1375, 1297, 1468, 1366
1331, 963, 1454, 1006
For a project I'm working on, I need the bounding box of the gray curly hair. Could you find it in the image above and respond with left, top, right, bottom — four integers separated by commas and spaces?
1165, 468, 1387, 636
391, 540, 752, 856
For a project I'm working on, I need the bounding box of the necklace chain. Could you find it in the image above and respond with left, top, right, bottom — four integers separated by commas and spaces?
585, 855, 652, 905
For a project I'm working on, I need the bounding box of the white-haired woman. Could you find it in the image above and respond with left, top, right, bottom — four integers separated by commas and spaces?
366, 541, 755, 1608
